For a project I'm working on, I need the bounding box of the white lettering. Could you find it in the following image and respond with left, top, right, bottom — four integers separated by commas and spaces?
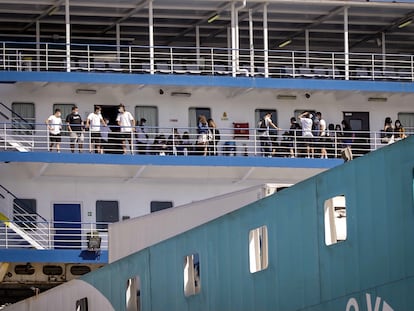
366, 293, 381, 311
382, 301, 394, 311
346, 298, 359, 311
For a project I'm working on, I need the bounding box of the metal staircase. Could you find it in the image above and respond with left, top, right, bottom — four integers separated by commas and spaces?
0, 185, 49, 249
0, 103, 33, 152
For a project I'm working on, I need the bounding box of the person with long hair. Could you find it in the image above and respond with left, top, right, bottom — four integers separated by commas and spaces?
197, 115, 209, 156
394, 119, 407, 141
207, 118, 220, 156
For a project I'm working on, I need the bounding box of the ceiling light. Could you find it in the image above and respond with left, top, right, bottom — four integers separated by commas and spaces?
398, 19, 412, 29
208, 14, 220, 23
277, 94, 297, 100
278, 39, 292, 48
368, 97, 387, 102
76, 89, 96, 95
171, 92, 191, 97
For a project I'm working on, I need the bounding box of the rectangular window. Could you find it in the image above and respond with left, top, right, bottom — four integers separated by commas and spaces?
53, 103, 76, 134
324, 195, 347, 246
249, 225, 269, 273
189, 107, 211, 134
13, 198, 36, 227
135, 106, 158, 133
96, 200, 119, 230
75, 297, 88, 311
150, 201, 173, 213
126, 276, 141, 311
255, 109, 277, 128
11, 102, 35, 131
398, 112, 414, 133
183, 253, 201, 297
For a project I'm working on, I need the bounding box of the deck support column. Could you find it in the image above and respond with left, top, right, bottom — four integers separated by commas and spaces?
382, 32, 386, 72
231, 2, 237, 77
116, 23, 121, 61
344, 7, 349, 80
305, 29, 309, 68
196, 25, 200, 69
249, 9, 254, 76
65, 0, 71, 72
149, 0, 155, 74
263, 4, 269, 78
36, 21, 40, 71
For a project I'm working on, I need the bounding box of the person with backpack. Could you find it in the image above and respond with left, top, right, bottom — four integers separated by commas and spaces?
258, 112, 280, 157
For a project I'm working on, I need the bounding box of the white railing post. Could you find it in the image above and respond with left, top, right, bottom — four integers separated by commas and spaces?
371, 54, 375, 80
211, 48, 214, 75
45, 43, 49, 71
332, 52, 336, 79
292, 51, 296, 78
170, 47, 174, 73
411, 55, 414, 82
2, 42, 5, 70
87, 45, 90, 72
128, 46, 132, 73
294, 130, 297, 157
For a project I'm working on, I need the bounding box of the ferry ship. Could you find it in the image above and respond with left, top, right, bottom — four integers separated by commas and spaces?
0, 0, 414, 309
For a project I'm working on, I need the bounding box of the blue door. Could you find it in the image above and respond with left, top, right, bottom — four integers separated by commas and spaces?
53, 203, 81, 249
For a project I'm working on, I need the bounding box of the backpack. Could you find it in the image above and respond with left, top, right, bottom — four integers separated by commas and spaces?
258, 119, 267, 132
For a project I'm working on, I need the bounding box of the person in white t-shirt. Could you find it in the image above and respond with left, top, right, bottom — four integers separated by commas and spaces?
86, 105, 107, 154
45, 109, 63, 152
116, 104, 135, 154
316, 112, 328, 159
298, 111, 314, 158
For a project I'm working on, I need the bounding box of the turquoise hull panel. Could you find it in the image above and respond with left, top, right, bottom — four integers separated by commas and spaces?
82, 137, 414, 310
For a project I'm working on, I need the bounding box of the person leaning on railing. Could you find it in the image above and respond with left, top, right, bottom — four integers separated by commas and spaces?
394, 119, 407, 141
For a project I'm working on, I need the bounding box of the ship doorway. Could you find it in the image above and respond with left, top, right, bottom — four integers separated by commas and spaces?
342, 111, 370, 156
53, 203, 81, 249
100, 105, 119, 127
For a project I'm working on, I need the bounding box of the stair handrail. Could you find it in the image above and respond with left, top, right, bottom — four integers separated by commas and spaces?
0, 103, 32, 126
0, 184, 48, 222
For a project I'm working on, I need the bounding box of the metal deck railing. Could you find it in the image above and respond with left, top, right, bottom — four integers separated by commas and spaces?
0, 220, 109, 250
1, 41, 414, 81
0, 122, 410, 158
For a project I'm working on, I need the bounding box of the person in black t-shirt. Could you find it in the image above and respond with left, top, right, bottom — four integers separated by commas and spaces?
66, 105, 84, 153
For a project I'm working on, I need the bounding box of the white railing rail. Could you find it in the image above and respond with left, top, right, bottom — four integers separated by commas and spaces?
1, 41, 414, 81
0, 122, 410, 158
0, 220, 109, 250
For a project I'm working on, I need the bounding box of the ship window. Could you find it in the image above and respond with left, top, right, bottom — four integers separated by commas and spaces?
75, 297, 88, 311
11, 102, 35, 131
70, 265, 91, 276
183, 253, 201, 297
324, 195, 347, 246
189, 107, 211, 135
13, 198, 36, 228
53, 103, 76, 134
135, 106, 158, 133
150, 201, 173, 213
249, 225, 269, 273
96, 200, 119, 230
397, 112, 414, 132
255, 109, 277, 128
43, 265, 63, 275
126, 276, 141, 311
15, 263, 35, 275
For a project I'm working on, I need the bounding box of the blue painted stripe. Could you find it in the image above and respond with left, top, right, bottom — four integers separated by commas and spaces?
0, 151, 342, 169
1, 71, 414, 93
0, 248, 108, 263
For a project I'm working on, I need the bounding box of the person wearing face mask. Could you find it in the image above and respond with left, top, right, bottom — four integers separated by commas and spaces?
46, 108, 63, 152
66, 105, 84, 153
394, 119, 407, 141
86, 105, 107, 154
116, 104, 135, 154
